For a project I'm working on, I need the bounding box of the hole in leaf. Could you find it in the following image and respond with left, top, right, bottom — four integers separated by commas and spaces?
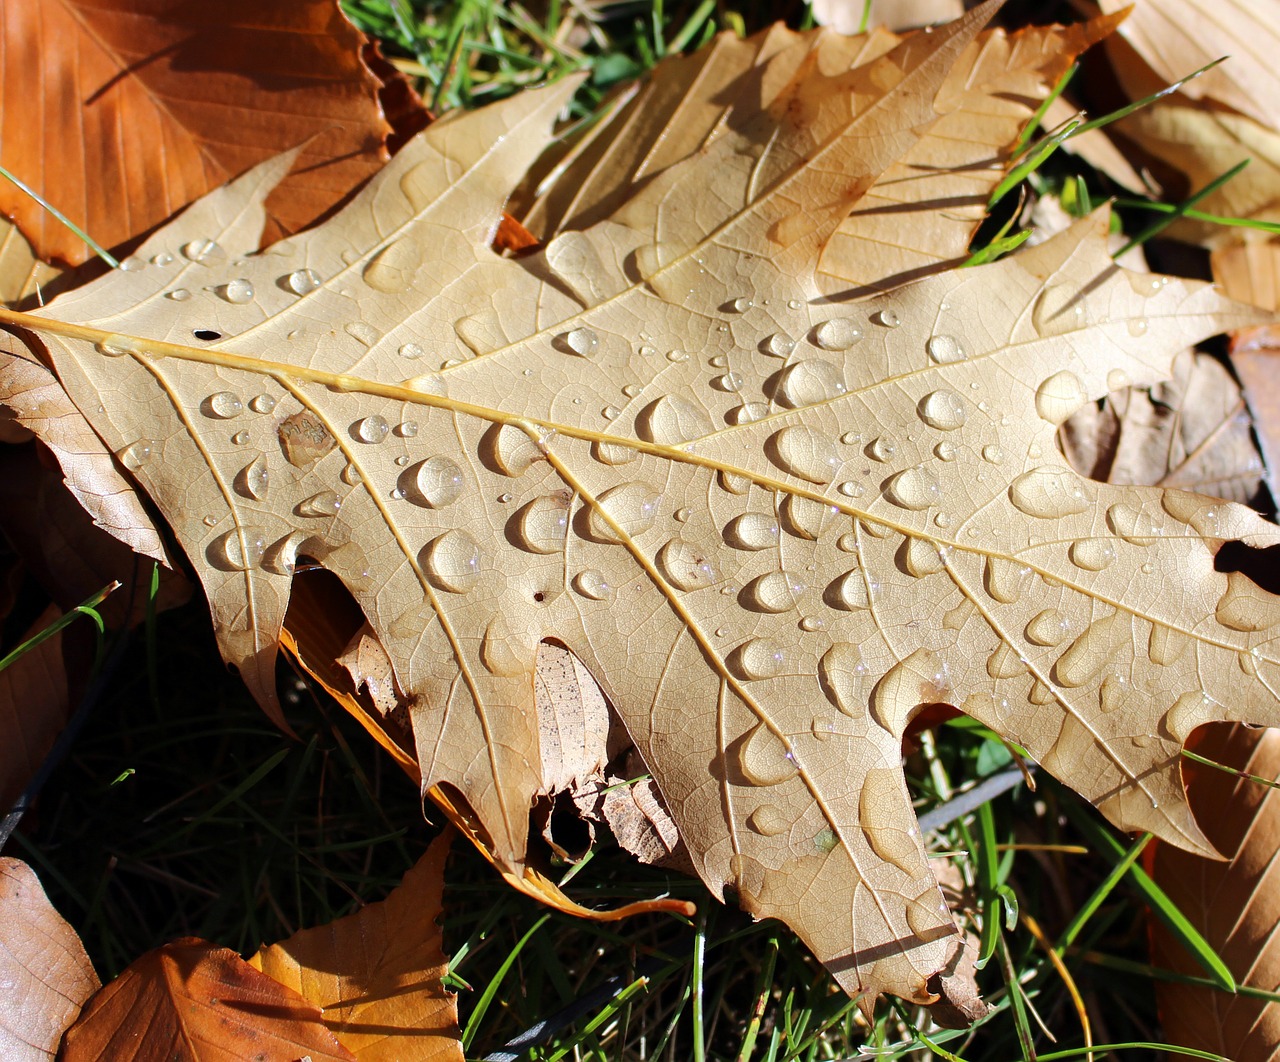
1214, 540, 1280, 595
193, 328, 222, 341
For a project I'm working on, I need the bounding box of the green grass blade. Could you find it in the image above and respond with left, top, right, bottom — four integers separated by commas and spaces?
1112, 159, 1250, 258
1011, 62, 1077, 157
0, 163, 119, 268
1037, 1044, 1232, 1061
996, 930, 1037, 1061
1067, 56, 1228, 142
1181, 747, 1280, 792
988, 120, 1079, 211
1055, 833, 1151, 954
692, 906, 708, 1062
0, 581, 119, 672
1113, 200, 1280, 236
544, 974, 652, 1062
462, 913, 551, 1050
1077, 950, 1280, 1004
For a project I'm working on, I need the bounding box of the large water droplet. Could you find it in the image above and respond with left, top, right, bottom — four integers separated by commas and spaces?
819, 643, 868, 716
775, 361, 846, 408
742, 571, 805, 613
925, 334, 965, 364
222, 278, 255, 304
917, 390, 966, 430
813, 318, 862, 350
236, 456, 269, 500
637, 395, 711, 444
984, 556, 1032, 604
1053, 615, 1118, 688
363, 239, 418, 293
778, 494, 832, 540
116, 440, 154, 471
826, 569, 870, 610
737, 722, 796, 782
1008, 466, 1089, 519
748, 805, 788, 836
203, 391, 244, 419
354, 415, 390, 444
656, 538, 720, 591
1107, 368, 1132, 391
560, 327, 600, 357
860, 767, 919, 872
481, 615, 535, 676
208, 527, 266, 571
724, 512, 780, 551
182, 238, 222, 263
868, 436, 896, 462
572, 570, 615, 601
729, 640, 788, 684
249, 394, 277, 414
987, 642, 1028, 679
1032, 285, 1087, 336
1069, 539, 1116, 571
509, 495, 569, 553
165, 288, 192, 301
1026, 609, 1069, 646
727, 402, 769, 424
422, 530, 482, 593
1106, 503, 1157, 545
769, 426, 840, 483
1215, 570, 1280, 632
404, 455, 465, 508
712, 372, 744, 393
285, 268, 321, 295
588, 482, 662, 542
1035, 371, 1087, 425
486, 424, 542, 476
883, 467, 941, 510
873, 309, 900, 328
298, 491, 341, 518
1148, 623, 1187, 666
398, 342, 426, 360
902, 537, 947, 577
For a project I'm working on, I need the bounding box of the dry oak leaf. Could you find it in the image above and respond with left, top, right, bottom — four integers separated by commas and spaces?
251, 830, 462, 1062
6, 1, 1280, 1006
0, 858, 99, 1061
0, 0, 397, 266
60, 938, 354, 1061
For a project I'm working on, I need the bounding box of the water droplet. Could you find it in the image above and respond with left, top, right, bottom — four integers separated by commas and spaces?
481, 615, 535, 676
799, 616, 825, 632
1035, 371, 1087, 425
203, 391, 244, 419
230, 430, 250, 446
247, 394, 276, 415
119, 255, 146, 271
742, 571, 805, 613
775, 360, 846, 408
738, 724, 795, 786
1053, 615, 1118, 688
560, 326, 600, 356
298, 491, 341, 517
981, 444, 1003, 464
732, 296, 754, 313
860, 767, 919, 871
182, 238, 222, 263
984, 556, 1032, 603
883, 467, 941, 510
867, 436, 896, 462
917, 390, 966, 430
1107, 368, 1132, 391
666, 349, 690, 363
837, 481, 865, 498
657, 538, 721, 591
1127, 316, 1148, 337
1147, 623, 1187, 666
572, 570, 615, 601
827, 569, 870, 610
723, 512, 780, 551
96, 334, 142, 357
421, 530, 482, 593
769, 426, 840, 483
637, 395, 711, 444
748, 805, 787, 836
513, 495, 570, 553
987, 642, 1028, 679
727, 402, 770, 424
363, 239, 418, 293
150, 252, 173, 266
903, 537, 947, 577
404, 455, 465, 508
1069, 539, 1116, 571
601, 404, 621, 421
1098, 671, 1129, 713
588, 482, 662, 542
483, 424, 542, 476
873, 309, 900, 328
346, 321, 379, 347
818, 643, 868, 715
1008, 466, 1089, 519
354, 415, 390, 443
166, 288, 192, 301
762, 333, 796, 358
1032, 284, 1087, 336
813, 318, 862, 350
713, 371, 745, 393
674, 507, 693, 523
341, 463, 361, 486
208, 527, 266, 571
1106, 503, 1157, 545
116, 440, 154, 471
933, 441, 957, 462
730, 641, 788, 683
222, 278, 254, 304
394, 421, 419, 440
925, 334, 965, 364
202, 514, 218, 527
236, 456, 269, 499
778, 494, 832, 540
1026, 609, 1068, 646
284, 268, 321, 295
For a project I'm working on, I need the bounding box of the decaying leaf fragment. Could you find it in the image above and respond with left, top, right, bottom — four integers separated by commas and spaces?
4, 1, 1280, 1011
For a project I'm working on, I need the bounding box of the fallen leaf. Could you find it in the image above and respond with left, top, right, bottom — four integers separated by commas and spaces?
0, 221, 59, 308
0, 606, 70, 810
6, 3, 1280, 1008
60, 937, 355, 1062
1228, 324, 1280, 505
1150, 724, 1280, 1061
0, 0, 398, 266
811, 0, 963, 35
251, 831, 462, 1062
0, 857, 99, 1061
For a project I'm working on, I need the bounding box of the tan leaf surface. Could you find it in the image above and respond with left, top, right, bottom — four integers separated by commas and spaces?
251, 831, 462, 1062
1150, 725, 1280, 1061
7, 2, 1280, 1005
0, 0, 394, 266
1228, 324, 1280, 504
61, 938, 354, 1062
1097, 0, 1280, 130
0, 857, 99, 1061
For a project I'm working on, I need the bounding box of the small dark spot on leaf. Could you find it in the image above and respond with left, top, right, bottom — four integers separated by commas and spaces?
193, 328, 221, 341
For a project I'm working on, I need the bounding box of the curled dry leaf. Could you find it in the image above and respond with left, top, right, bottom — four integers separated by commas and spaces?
5, 1, 1280, 1007
251, 830, 462, 1062
0, 858, 99, 1061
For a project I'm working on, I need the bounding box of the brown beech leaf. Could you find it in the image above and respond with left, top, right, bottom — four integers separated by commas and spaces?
0, 606, 70, 810
251, 831, 462, 1062
0, 858, 99, 1061
0, 0, 398, 266
1150, 725, 1280, 1061
6, 1, 1280, 1008
60, 938, 354, 1062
